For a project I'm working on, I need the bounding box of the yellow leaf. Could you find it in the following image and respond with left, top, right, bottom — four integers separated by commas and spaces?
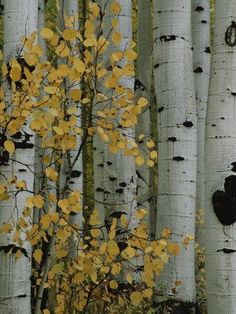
0, 184, 6, 195
112, 32, 122, 45
45, 167, 58, 182
124, 49, 137, 61
40, 215, 51, 229
91, 228, 101, 238
109, 280, 118, 289
108, 143, 118, 154
34, 195, 44, 208
58, 199, 69, 211
40, 28, 54, 40
142, 288, 153, 299
126, 273, 133, 284
147, 159, 155, 167
162, 228, 171, 239
111, 2, 122, 14
74, 59, 86, 73
53, 126, 64, 135
1, 223, 13, 233
107, 240, 120, 256
135, 155, 145, 166
125, 246, 136, 259
10, 67, 21, 81
44, 86, 58, 95
15, 180, 26, 190
19, 217, 28, 229
138, 97, 148, 107
70, 89, 81, 101
90, 271, 97, 283
33, 249, 43, 264
89, 210, 100, 225
4, 140, 15, 154
62, 29, 77, 41
135, 208, 147, 220
56, 249, 68, 258
150, 150, 158, 160
167, 243, 180, 256
147, 139, 155, 149
130, 291, 143, 306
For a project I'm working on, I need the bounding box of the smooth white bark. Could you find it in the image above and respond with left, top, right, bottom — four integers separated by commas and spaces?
205, 1, 236, 313
192, 0, 211, 215
94, 0, 137, 229
136, 0, 155, 237
0, 1, 38, 313
153, 0, 197, 302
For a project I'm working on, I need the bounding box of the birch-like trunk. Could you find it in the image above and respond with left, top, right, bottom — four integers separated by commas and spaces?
104, 0, 136, 226
34, 0, 47, 225
57, 0, 82, 231
136, 0, 155, 237
94, 0, 137, 230
153, 0, 197, 302
0, 1, 38, 313
205, 1, 236, 313
192, 0, 211, 220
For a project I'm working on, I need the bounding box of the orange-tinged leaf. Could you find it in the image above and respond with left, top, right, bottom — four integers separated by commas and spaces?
167, 243, 180, 256
4, 140, 15, 154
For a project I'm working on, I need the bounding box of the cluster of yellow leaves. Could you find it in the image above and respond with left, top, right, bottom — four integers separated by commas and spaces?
0, 1, 174, 312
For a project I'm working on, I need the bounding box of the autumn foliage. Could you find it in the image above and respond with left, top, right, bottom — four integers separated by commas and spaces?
0, 2, 182, 312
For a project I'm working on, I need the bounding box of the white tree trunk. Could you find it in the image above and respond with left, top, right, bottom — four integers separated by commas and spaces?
0, 1, 38, 313
94, 0, 137, 230
192, 0, 211, 218
153, 0, 197, 302
57, 0, 82, 231
136, 0, 155, 237
34, 0, 46, 225
105, 0, 136, 223
205, 1, 236, 313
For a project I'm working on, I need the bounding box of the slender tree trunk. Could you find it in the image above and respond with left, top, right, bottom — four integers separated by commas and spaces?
153, 0, 197, 303
136, 0, 155, 237
192, 0, 211, 221
0, 1, 38, 313
205, 1, 236, 313
57, 0, 82, 231
34, 0, 47, 225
